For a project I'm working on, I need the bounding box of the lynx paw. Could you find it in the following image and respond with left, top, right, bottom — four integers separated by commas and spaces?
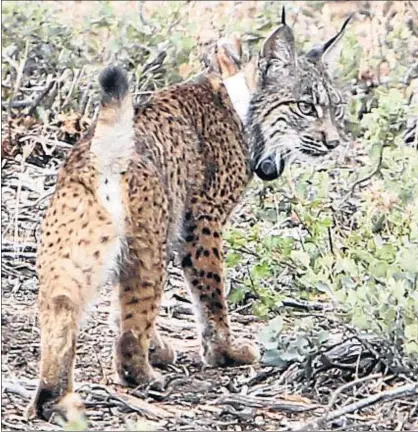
203, 339, 260, 367
149, 338, 176, 367
115, 330, 165, 389
26, 388, 84, 423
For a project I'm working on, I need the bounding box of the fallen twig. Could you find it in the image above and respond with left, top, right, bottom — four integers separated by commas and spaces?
7, 40, 29, 118
325, 373, 383, 412
2, 379, 170, 421
337, 143, 385, 210
217, 393, 320, 413
281, 297, 334, 312
27, 79, 55, 116
291, 381, 418, 431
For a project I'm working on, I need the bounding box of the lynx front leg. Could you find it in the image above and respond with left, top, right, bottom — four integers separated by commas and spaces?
180, 213, 259, 366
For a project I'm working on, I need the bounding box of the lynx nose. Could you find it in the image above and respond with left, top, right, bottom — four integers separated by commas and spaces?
260, 158, 276, 176
254, 155, 285, 181
324, 139, 340, 150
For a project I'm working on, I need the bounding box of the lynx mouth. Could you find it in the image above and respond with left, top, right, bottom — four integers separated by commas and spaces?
299, 147, 329, 158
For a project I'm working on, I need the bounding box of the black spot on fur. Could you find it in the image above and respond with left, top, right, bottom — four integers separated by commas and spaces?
204, 161, 218, 189
199, 215, 213, 221
212, 301, 223, 311
201, 227, 211, 235
127, 297, 140, 305
181, 254, 193, 268
196, 247, 204, 259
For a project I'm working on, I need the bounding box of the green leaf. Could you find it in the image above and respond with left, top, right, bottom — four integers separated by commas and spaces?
253, 302, 270, 318
252, 262, 270, 279
376, 244, 396, 261
291, 250, 311, 268
258, 316, 283, 350
318, 330, 330, 345
369, 143, 382, 160
405, 323, 418, 341
261, 349, 289, 368
228, 288, 246, 304
352, 311, 370, 330
320, 216, 333, 228
340, 276, 357, 290
226, 252, 242, 267
405, 341, 418, 356
370, 260, 389, 279
334, 258, 358, 276
397, 247, 418, 274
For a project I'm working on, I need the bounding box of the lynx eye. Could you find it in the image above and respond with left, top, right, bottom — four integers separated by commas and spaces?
298, 102, 316, 117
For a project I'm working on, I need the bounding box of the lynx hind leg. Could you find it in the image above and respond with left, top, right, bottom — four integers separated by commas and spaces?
181, 211, 259, 367
27, 183, 123, 420
110, 283, 176, 372
110, 282, 177, 368
114, 166, 171, 387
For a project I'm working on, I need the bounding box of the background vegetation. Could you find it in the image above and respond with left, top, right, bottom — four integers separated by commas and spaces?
2, 1, 417, 431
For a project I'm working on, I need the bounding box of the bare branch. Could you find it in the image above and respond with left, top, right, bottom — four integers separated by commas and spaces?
291, 382, 418, 431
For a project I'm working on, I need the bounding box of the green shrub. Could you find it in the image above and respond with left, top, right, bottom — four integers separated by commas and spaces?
226, 75, 418, 361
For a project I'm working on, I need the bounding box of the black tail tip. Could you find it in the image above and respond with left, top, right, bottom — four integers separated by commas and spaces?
99, 66, 129, 103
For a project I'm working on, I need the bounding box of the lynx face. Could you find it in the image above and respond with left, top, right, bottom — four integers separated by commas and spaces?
247, 13, 350, 181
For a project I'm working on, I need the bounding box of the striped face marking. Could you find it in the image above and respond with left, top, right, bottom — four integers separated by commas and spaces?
315, 105, 323, 119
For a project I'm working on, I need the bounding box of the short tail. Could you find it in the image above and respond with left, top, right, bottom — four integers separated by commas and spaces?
92, 66, 135, 167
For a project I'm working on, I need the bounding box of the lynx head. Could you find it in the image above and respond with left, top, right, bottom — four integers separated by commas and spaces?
247, 8, 351, 181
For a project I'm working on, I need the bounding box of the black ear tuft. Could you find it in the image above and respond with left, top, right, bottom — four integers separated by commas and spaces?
305, 14, 352, 75
260, 9, 295, 64
342, 14, 353, 31
321, 14, 352, 54
99, 66, 129, 104
281, 5, 286, 25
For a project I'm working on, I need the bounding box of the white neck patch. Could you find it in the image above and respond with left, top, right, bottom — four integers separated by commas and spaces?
222, 72, 251, 124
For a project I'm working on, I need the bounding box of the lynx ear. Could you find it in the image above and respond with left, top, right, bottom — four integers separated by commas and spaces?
306, 15, 352, 76
261, 6, 295, 66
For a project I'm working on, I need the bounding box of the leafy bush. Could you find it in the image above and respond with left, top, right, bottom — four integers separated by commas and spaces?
226, 51, 418, 362
1, 1, 200, 119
